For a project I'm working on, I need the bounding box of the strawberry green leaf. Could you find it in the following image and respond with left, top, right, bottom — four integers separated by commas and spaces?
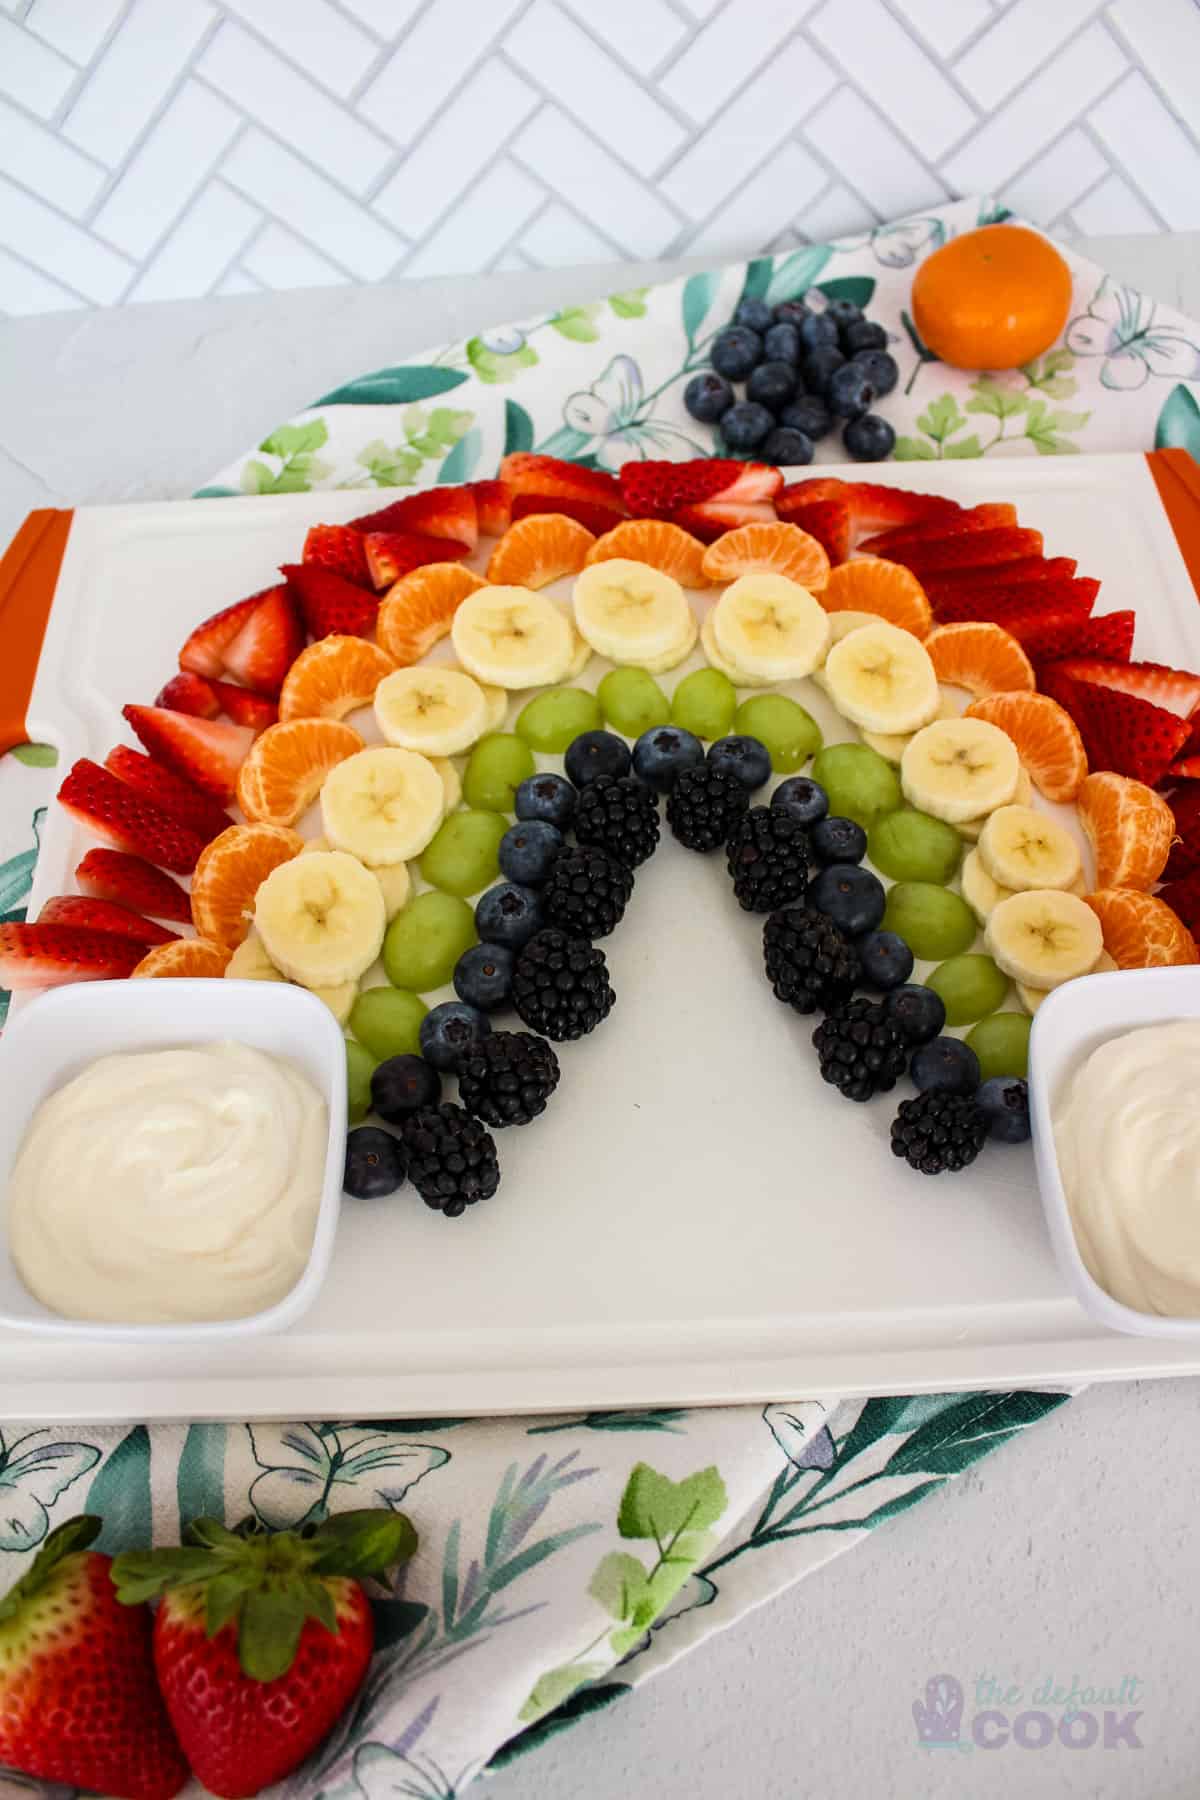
240, 1587, 308, 1683
205, 1569, 253, 1638
111, 1547, 227, 1605
308, 1507, 418, 1579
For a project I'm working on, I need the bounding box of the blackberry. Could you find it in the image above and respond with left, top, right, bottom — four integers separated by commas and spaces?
725, 807, 809, 912
666, 764, 748, 852
400, 1103, 500, 1217
457, 1030, 560, 1128
812, 998, 908, 1102
891, 1091, 988, 1175
543, 844, 633, 939
574, 774, 660, 868
512, 929, 615, 1041
762, 905, 859, 1015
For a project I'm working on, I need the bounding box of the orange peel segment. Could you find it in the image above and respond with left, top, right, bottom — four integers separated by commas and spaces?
376, 564, 488, 667
236, 719, 365, 828
585, 519, 709, 587
279, 635, 395, 723
924, 621, 1034, 697
700, 521, 830, 590
964, 691, 1087, 802
1076, 771, 1175, 892
132, 937, 231, 978
1084, 887, 1199, 968
486, 514, 596, 588
190, 822, 304, 949
818, 558, 931, 637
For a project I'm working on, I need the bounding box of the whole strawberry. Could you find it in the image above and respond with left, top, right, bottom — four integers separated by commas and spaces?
0, 1515, 188, 1799
114, 1508, 416, 1800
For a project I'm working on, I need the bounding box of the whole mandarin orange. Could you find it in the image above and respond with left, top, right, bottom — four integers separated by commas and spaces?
911, 224, 1073, 370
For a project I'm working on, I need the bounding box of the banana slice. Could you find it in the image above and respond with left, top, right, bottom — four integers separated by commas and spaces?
711, 574, 830, 681
225, 929, 286, 981
824, 621, 939, 734
901, 717, 1020, 824
699, 612, 771, 687
321, 746, 444, 867
826, 610, 886, 644
431, 756, 462, 817
573, 560, 691, 663
303, 831, 410, 919
374, 666, 488, 757
1018, 950, 1116, 1015
861, 694, 958, 765
984, 888, 1103, 991
960, 847, 1013, 923
255, 849, 385, 988
564, 627, 593, 681
308, 979, 357, 1025
978, 804, 1081, 892
957, 764, 1033, 839
641, 608, 699, 674
443, 663, 507, 732
452, 585, 573, 688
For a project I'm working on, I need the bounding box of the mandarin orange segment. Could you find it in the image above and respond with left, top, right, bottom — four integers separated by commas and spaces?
1076, 772, 1175, 892
964, 692, 1087, 802
279, 635, 395, 723
700, 521, 830, 591
132, 937, 231, 978
818, 558, 932, 637
1084, 887, 1199, 968
486, 514, 596, 588
190, 822, 304, 948
924, 621, 1034, 698
236, 719, 365, 828
585, 519, 709, 587
376, 564, 488, 667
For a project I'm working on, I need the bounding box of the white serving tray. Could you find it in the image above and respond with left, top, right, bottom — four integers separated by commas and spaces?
8, 453, 1200, 1422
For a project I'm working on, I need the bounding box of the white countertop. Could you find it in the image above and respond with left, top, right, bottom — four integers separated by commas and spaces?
2, 233, 1199, 1800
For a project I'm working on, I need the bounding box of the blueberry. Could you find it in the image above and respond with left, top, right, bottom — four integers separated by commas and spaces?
453, 942, 515, 1012
515, 772, 577, 829
370, 1053, 442, 1123
772, 776, 829, 827
810, 815, 867, 865
684, 371, 735, 424
733, 296, 773, 334
632, 724, 704, 792
826, 298, 863, 334
419, 1000, 491, 1072
707, 734, 771, 791
844, 413, 896, 462
828, 362, 877, 420
857, 930, 915, 991
976, 1075, 1031, 1144
772, 299, 810, 328
763, 321, 801, 365
843, 319, 888, 353
499, 819, 562, 885
474, 882, 544, 949
884, 985, 946, 1047
852, 349, 899, 397
762, 427, 813, 466
809, 863, 886, 935
344, 1126, 407, 1199
779, 397, 832, 442
711, 325, 763, 381
719, 401, 775, 453
802, 346, 845, 397
800, 312, 840, 352
564, 730, 632, 787
746, 360, 797, 411
910, 1035, 980, 1096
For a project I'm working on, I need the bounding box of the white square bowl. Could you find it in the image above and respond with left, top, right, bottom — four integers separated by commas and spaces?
1029, 965, 1200, 1339
0, 980, 346, 1340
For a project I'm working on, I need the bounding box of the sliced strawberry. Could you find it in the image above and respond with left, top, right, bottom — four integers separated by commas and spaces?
123, 705, 254, 804
209, 680, 277, 731
1039, 657, 1200, 720
59, 759, 206, 874
1031, 611, 1135, 665
469, 478, 512, 537
620, 458, 775, 520
0, 922, 144, 988
350, 485, 479, 550
221, 583, 304, 696
923, 557, 1079, 602
994, 602, 1100, 662
1156, 871, 1200, 935
303, 523, 373, 588
501, 453, 621, 509
858, 502, 1019, 556
76, 848, 193, 923
1168, 755, 1200, 781
671, 499, 777, 542
931, 576, 1100, 626
880, 526, 1044, 575
1164, 784, 1200, 877
1040, 669, 1190, 786
510, 493, 624, 536
105, 745, 232, 845
179, 591, 267, 679
359, 533, 468, 591
771, 495, 851, 564
39, 895, 177, 945
281, 561, 378, 636
156, 671, 219, 718
781, 479, 960, 538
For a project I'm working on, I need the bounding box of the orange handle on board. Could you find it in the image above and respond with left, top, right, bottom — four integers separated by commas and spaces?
1145, 448, 1200, 603
0, 507, 72, 757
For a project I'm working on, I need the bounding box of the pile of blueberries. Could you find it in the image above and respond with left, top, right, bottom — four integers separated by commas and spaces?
685, 292, 899, 465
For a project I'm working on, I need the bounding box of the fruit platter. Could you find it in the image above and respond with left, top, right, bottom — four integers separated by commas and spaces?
4, 446, 1200, 1422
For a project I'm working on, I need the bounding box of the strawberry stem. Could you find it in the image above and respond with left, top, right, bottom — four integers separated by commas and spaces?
0, 1514, 102, 1622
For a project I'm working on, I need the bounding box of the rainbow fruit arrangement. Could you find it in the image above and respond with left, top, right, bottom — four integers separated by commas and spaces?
5, 453, 1200, 1193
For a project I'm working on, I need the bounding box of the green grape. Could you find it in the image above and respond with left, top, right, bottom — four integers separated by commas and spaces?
671, 668, 736, 741
882, 882, 977, 961
926, 953, 1009, 1025
462, 733, 535, 812
345, 1037, 378, 1124
516, 687, 602, 753
733, 695, 823, 772
811, 742, 902, 827
348, 988, 427, 1061
420, 810, 508, 897
383, 891, 476, 992
598, 667, 670, 737
868, 809, 962, 884
966, 1011, 1032, 1081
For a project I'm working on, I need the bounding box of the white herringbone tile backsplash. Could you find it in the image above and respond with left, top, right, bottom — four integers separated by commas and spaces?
0, 0, 1198, 316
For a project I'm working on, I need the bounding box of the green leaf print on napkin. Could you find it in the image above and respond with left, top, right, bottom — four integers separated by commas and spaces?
608, 288, 648, 319
880, 1390, 1068, 1477
240, 418, 331, 494
764, 246, 832, 308
466, 337, 539, 385
503, 399, 535, 456
681, 270, 722, 347
1155, 383, 1200, 455
1022, 397, 1089, 455
316, 366, 470, 406
549, 305, 602, 343
897, 363, 1090, 461
818, 276, 876, 309
438, 427, 482, 484
87, 1425, 152, 1554
356, 408, 475, 490
8, 744, 57, 767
